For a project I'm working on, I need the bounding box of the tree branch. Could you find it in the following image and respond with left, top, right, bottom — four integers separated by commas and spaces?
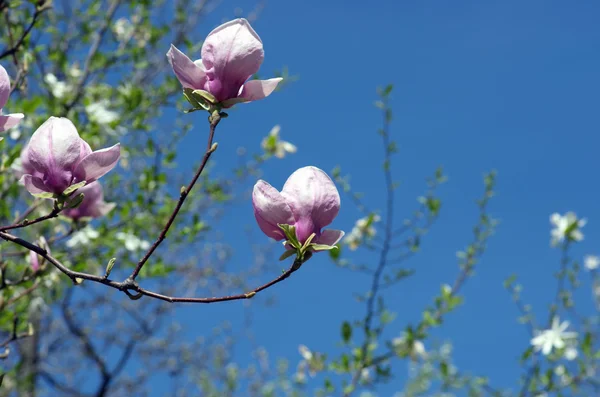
129, 111, 222, 280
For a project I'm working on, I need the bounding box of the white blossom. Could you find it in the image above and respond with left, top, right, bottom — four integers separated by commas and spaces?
360, 368, 372, 383
261, 125, 297, 159
113, 18, 134, 42
44, 73, 70, 99
584, 255, 600, 270
564, 346, 578, 361
531, 317, 577, 355
116, 232, 150, 252
550, 212, 586, 246
298, 344, 312, 361
344, 214, 381, 250
86, 100, 119, 125
66, 226, 100, 248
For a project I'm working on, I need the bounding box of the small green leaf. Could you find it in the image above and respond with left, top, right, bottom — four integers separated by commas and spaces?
341, 321, 352, 343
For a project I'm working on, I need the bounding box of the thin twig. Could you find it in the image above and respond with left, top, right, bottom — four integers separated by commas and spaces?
0, 2, 50, 60
129, 111, 221, 280
0, 230, 309, 304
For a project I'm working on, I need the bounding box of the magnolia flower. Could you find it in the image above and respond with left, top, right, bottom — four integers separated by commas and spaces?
20, 117, 120, 197
584, 255, 600, 270
550, 212, 586, 246
531, 317, 577, 355
62, 182, 116, 220
167, 18, 282, 108
252, 166, 344, 248
28, 236, 49, 272
261, 125, 297, 159
0, 64, 24, 132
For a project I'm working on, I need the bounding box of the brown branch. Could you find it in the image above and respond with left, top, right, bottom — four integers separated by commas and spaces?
129, 111, 222, 280
63, 0, 122, 112
0, 204, 61, 232
0, 230, 309, 304
0, 2, 50, 60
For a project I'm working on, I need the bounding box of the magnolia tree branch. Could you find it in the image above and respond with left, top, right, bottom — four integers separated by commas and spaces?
0, 228, 309, 303
0, 1, 50, 60
129, 111, 222, 281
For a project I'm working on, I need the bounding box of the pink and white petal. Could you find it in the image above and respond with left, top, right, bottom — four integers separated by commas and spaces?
201, 18, 264, 87
28, 117, 82, 172
94, 201, 116, 218
316, 229, 345, 246
0, 113, 23, 132
20, 174, 50, 195
0, 65, 10, 109
167, 45, 207, 90
74, 143, 120, 183
252, 179, 295, 240
239, 78, 283, 101
281, 166, 341, 229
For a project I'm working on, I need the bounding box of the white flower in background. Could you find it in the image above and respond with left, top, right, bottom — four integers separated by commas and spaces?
66, 226, 100, 248
392, 335, 427, 360
44, 73, 70, 99
86, 100, 119, 125
116, 232, 150, 252
564, 346, 578, 361
261, 125, 297, 159
298, 344, 312, 361
344, 214, 381, 250
113, 18, 134, 42
359, 367, 372, 383
550, 212, 586, 246
584, 255, 600, 270
68, 64, 83, 79
531, 317, 577, 355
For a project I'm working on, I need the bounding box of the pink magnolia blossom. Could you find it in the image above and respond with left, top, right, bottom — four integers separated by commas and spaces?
29, 237, 49, 272
62, 182, 116, 220
20, 117, 120, 197
0, 64, 24, 132
167, 18, 282, 108
252, 166, 344, 248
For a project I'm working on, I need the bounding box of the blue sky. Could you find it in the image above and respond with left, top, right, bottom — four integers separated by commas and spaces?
165, 0, 600, 394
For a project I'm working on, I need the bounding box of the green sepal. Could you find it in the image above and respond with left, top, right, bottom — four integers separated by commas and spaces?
62, 181, 87, 196
31, 191, 56, 199
278, 224, 301, 250
310, 243, 338, 252
279, 249, 296, 261
66, 193, 85, 209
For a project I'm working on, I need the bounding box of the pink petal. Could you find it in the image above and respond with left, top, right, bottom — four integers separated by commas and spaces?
239, 78, 283, 101
0, 113, 24, 132
252, 179, 294, 240
20, 174, 50, 195
27, 117, 82, 174
281, 166, 341, 229
201, 18, 264, 101
0, 65, 10, 109
167, 44, 207, 90
316, 229, 345, 246
74, 143, 120, 183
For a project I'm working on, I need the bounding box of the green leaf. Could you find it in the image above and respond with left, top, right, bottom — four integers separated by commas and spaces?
341, 321, 352, 343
